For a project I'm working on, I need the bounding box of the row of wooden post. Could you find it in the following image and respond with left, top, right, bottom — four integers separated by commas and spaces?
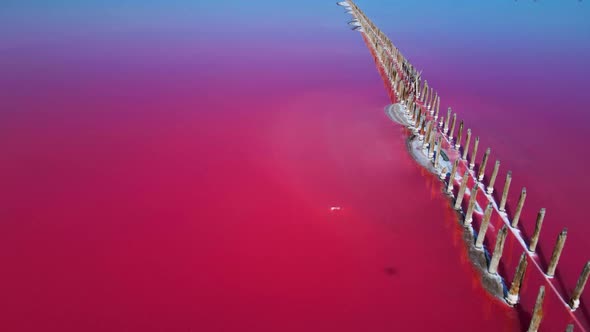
344, 1, 589, 330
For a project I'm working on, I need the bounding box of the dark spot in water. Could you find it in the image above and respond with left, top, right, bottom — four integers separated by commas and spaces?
384, 267, 398, 276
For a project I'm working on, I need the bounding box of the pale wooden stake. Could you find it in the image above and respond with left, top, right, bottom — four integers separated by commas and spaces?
489, 225, 508, 274
478, 148, 491, 181
529, 208, 545, 252
487, 160, 500, 194
569, 261, 590, 310
499, 171, 512, 212
506, 252, 528, 305
469, 137, 479, 171
462, 129, 472, 160
475, 203, 494, 249
464, 186, 479, 227
454, 171, 470, 210
511, 187, 527, 228
546, 228, 567, 277
527, 286, 545, 332
447, 159, 459, 194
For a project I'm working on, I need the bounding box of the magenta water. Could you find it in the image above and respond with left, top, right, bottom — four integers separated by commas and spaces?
0, 0, 587, 331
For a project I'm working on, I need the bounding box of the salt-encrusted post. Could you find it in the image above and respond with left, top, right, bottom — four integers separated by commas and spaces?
499, 171, 513, 212
444, 108, 451, 135
529, 208, 545, 252
489, 225, 508, 274
420, 81, 427, 101
527, 286, 545, 332
475, 203, 494, 249
434, 138, 442, 168
506, 252, 528, 306
569, 261, 590, 310
428, 134, 435, 159
423, 121, 432, 148
462, 129, 472, 160
455, 121, 464, 149
434, 96, 440, 120
469, 137, 480, 171
464, 186, 479, 227
447, 159, 459, 194
487, 160, 500, 194
547, 228, 568, 277
511, 187, 527, 228
454, 171, 470, 210
449, 113, 457, 141
477, 148, 491, 181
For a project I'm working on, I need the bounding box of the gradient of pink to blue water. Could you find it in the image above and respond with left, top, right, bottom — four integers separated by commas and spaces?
0, 0, 588, 331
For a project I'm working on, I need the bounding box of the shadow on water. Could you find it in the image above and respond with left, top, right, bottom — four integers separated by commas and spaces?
384, 267, 398, 276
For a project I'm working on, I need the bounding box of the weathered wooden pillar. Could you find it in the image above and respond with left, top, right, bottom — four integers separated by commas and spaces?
527, 286, 545, 332
475, 203, 494, 249
477, 148, 491, 181
428, 133, 435, 159
469, 137, 480, 171
434, 138, 442, 168
449, 113, 457, 140
430, 93, 438, 114
506, 252, 528, 305
455, 121, 464, 149
569, 261, 590, 310
499, 171, 512, 212
447, 159, 459, 194
464, 186, 479, 227
529, 208, 545, 252
462, 129, 472, 160
489, 225, 508, 274
547, 228, 567, 277
444, 108, 451, 134
486, 160, 500, 194
511, 187, 527, 228
454, 171, 470, 210
434, 96, 440, 120
423, 121, 432, 149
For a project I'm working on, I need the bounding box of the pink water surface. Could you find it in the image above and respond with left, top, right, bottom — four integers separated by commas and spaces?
1, 1, 582, 331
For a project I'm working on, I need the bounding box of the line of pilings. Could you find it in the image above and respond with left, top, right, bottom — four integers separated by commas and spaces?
342, 1, 589, 330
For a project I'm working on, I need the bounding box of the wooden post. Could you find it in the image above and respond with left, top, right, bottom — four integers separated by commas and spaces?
477, 148, 491, 181
529, 208, 545, 252
511, 187, 527, 228
428, 133, 435, 159
455, 121, 464, 149
454, 171, 470, 210
447, 159, 459, 194
444, 108, 451, 134
569, 261, 590, 310
506, 252, 528, 305
546, 228, 567, 277
469, 137, 479, 171
464, 186, 479, 227
489, 225, 508, 274
449, 113, 457, 140
422, 121, 430, 148
499, 171, 512, 212
434, 96, 440, 120
475, 203, 494, 249
462, 129, 472, 160
565, 324, 574, 332
527, 286, 545, 332
487, 160, 500, 194
434, 138, 441, 168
